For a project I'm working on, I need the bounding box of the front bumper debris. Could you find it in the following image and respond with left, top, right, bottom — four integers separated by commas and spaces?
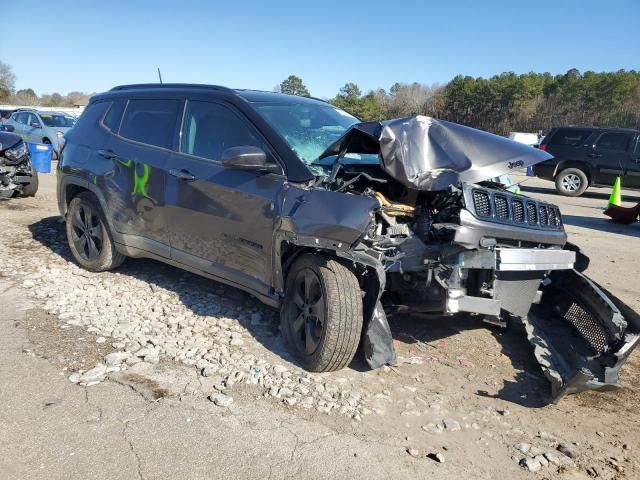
527, 269, 640, 401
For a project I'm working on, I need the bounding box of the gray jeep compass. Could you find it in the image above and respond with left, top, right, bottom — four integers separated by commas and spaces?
57, 84, 639, 401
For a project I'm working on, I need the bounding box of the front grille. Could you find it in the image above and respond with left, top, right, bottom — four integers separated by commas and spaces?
539, 205, 549, 225
473, 190, 491, 217
527, 202, 538, 225
512, 199, 525, 223
495, 195, 509, 219
468, 187, 563, 231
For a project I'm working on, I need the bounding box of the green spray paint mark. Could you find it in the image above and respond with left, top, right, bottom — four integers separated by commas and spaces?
132, 163, 151, 198
116, 158, 133, 168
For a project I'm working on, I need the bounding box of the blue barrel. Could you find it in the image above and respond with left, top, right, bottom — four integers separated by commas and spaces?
27, 143, 53, 173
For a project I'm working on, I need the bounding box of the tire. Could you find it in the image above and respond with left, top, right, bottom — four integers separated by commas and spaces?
66, 192, 125, 272
555, 168, 588, 197
19, 168, 38, 197
281, 254, 363, 372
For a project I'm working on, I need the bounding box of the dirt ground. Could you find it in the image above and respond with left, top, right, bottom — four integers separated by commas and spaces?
0, 171, 638, 480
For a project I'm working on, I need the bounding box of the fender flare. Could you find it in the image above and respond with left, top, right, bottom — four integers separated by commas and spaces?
553, 160, 594, 182
58, 175, 116, 232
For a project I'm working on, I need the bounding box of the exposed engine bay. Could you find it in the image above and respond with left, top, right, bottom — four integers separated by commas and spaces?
0, 132, 37, 199
294, 115, 640, 401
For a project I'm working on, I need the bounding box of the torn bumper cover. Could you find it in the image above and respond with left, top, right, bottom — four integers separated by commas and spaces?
527, 269, 640, 400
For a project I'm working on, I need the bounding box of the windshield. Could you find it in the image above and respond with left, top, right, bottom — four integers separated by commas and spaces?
254, 102, 366, 173
40, 114, 76, 128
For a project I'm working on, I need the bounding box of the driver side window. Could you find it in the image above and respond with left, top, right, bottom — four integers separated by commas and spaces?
180, 101, 267, 163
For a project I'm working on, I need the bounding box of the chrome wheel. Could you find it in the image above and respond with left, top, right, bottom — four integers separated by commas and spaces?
70, 203, 103, 261
288, 268, 325, 355
561, 174, 581, 192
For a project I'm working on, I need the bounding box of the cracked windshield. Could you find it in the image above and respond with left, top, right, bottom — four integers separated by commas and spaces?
255, 102, 375, 174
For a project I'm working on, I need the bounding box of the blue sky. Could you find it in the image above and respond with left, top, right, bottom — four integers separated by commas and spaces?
3, 0, 639, 98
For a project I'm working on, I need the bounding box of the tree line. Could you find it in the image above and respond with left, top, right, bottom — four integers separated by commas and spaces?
279, 70, 640, 134
0, 61, 94, 107
2, 61, 638, 132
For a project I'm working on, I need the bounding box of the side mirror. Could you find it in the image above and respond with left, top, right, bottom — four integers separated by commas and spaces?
31, 122, 41, 129
222, 146, 269, 170
3, 124, 15, 132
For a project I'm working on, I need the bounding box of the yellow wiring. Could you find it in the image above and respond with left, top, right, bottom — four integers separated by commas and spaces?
373, 191, 416, 216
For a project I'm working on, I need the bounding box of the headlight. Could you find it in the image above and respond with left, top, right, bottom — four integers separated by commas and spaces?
4, 141, 28, 161
55, 131, 64, 137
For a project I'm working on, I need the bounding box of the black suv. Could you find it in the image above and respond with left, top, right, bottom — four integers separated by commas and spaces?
533, 126, 640, 196
57, 84, 638, 399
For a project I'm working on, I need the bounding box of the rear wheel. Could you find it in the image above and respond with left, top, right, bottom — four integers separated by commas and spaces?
281, 254, 363, 372
555, 168, 588, 196
66, 192, 125, 272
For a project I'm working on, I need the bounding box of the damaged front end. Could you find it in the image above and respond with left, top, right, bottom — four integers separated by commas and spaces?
0, 133, 35, 199
284, 115, 639, 401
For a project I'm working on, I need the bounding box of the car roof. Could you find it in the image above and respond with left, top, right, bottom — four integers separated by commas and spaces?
104, 83, 330, 106
553, 126, 639, 134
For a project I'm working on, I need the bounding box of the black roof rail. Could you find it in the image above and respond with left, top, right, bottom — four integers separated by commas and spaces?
109, 83, 235, 93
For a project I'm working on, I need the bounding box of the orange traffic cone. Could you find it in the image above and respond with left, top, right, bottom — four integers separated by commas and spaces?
608, 177, 622, 207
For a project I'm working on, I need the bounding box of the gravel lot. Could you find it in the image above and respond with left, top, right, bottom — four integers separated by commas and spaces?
0, 172, 638, 479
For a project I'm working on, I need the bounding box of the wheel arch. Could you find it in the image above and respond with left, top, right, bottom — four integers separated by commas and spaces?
58, 176, 115, 232
553, 161, 593, 184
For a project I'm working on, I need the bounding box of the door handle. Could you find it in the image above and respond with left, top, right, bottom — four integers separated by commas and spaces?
169, 168, 196, 181
98, 149, 117, 160
587, 153, 602, 158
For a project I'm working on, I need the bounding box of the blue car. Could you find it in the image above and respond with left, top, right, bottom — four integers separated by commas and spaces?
4, 109, 76, 158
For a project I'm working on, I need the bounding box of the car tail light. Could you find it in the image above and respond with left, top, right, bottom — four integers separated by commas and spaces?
537, 144, 547, 151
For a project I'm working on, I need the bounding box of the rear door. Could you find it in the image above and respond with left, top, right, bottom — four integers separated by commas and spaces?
545, 127, 593, 168
166, 99, 286, 295
590, 131, 634, 186
10, 112, 27, 137
101, 97, 181, 255
627, 135, 640, 188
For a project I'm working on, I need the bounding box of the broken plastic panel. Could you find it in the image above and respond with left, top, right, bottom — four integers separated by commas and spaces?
527, 269, 640, 401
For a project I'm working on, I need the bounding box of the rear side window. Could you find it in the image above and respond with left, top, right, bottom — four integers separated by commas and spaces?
595, 132, 632, 152
103, 100, 126, 132
180, 100, 265, 161
120, 99, 180, 150
548, 129, 591, 147
14, 113, 28, 124
64, 102, 111, 143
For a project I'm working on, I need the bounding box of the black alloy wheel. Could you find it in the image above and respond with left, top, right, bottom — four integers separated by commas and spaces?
70, 202, 104, 261
288, 268, 326, 356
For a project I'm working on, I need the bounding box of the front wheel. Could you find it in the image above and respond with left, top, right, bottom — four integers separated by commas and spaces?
281, 254, 363, 372
555, 168, 588, 197
66, 192, 125, 272
19, 168, 38, 197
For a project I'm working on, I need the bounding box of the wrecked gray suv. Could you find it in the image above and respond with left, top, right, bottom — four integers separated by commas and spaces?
0, 128, 38, 198
57, 85, 639, 401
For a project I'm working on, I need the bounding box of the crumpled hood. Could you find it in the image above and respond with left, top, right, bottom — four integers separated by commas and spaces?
320, 115, 552, 190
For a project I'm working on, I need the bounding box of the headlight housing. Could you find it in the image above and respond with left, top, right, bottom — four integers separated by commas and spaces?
4, 141, 29, 162
55, 131, 64, 138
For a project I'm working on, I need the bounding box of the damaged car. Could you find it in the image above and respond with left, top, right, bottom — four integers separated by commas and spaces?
0, 127, 38, 199
57, 85, 639, 401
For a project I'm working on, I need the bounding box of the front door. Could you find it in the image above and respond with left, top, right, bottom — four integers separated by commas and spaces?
24, 112, 44, 144
166, 100, 285, 295
590, 131, 634, 186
